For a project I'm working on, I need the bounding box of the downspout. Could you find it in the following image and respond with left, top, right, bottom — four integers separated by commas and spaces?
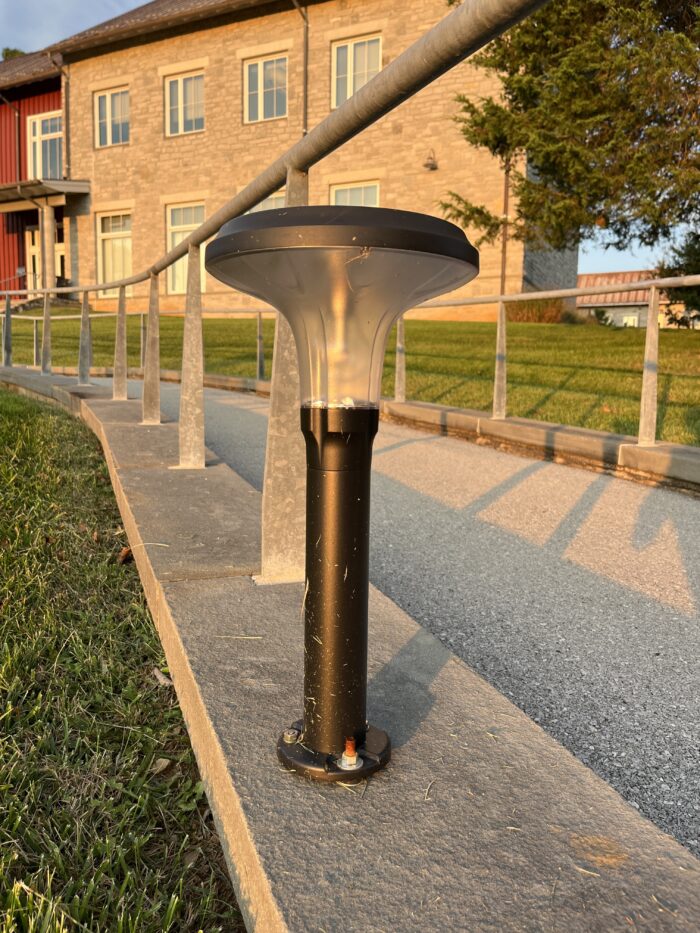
291, 1, 309, 136
47, 53, 69, 178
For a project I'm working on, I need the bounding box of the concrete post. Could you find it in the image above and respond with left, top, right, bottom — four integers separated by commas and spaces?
259, 167, 308, 582
256, 311, 265, 381
638, 285, 660, 447
178, 244, 205, 468
113, 285, 128, 400
78, 291, 91, 385
140, 313, 146, 368
142, 274, 161, 424
41, 293, 52, 374
3, 293, 11, 367
33, 319, 40, 366
394, 314, 406, 402
492, 300, 507, 420
43, 205, 55, 295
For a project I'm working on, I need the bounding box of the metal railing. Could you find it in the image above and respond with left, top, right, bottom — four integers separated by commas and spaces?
1, 0, 697, 575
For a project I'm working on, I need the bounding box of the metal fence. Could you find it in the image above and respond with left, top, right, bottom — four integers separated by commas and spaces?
1, 0, 699, 575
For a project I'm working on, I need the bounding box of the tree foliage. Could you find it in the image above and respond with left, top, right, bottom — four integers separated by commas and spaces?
1, 48, 25, 61
658, 230, 700, 323
443, 1, 700, 251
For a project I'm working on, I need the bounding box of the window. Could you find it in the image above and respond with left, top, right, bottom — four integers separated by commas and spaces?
248, 192, 286, 213
622, 314, 639, 328
330, 182, 379, 207
97, 213, 132, 297
245, 56, 287, 122
27, 112, 62, 179
165, 72, 204, 136
167, 203, 206, 294
332, 36, 381, 108
95, 88, 130, 147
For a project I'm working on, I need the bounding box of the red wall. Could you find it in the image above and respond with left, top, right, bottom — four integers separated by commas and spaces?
0, 79, 61, 288
0, 79, 61, 183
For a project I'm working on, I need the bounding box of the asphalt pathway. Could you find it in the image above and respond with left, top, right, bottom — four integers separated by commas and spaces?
108, 379, 700, 857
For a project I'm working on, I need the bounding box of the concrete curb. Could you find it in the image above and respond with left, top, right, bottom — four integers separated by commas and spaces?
45, 367, 700, 494
1, 365, 699, 932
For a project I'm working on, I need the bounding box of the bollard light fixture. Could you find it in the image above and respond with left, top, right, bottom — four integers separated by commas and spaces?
206, 206, 478, 782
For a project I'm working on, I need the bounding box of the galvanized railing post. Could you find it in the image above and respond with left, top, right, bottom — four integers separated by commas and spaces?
78, 291, 91, 385
394, 314, 406, 402
140, 312, 146, 368
142, 274, 161, 424
492, 299, 507, 419
3, 293, 11, 367
113, 285, 128, 400
41, 293, 52, 374
638, 285, 660, 446
256, 311, 265, 381
259, 166, 308, 582
178, 244, 205, 468
33, 319, 40, 367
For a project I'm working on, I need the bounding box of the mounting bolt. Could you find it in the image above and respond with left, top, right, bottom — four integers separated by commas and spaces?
338, 736, 362, 771
282, 728, 300, 745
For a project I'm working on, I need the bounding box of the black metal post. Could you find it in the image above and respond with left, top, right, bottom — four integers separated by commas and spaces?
277, 405, 391, 782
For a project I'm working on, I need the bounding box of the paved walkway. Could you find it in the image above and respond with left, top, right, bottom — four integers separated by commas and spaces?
104, 379, 700, 857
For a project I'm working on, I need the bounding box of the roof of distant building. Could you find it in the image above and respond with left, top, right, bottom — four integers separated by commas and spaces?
0, 51, 59, 92
576, 270, 661, 307
49, 0, 285, 57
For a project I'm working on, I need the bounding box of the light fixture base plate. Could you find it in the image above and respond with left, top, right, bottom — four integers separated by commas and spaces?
277, 721, 390, 784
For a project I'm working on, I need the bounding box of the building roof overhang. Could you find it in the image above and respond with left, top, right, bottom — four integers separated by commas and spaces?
0, 179, 90, 212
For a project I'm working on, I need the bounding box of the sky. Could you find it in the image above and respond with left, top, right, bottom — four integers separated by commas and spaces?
0, 0, 675, 275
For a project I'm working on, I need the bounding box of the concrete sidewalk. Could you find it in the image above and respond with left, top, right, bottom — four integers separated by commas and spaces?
139, 378, 700, 861
2, 367, 700, 932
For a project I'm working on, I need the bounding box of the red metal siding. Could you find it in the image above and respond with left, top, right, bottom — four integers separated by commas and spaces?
0, 212, 29, 289
0, 80, 61, 183
0, 79, 60, 288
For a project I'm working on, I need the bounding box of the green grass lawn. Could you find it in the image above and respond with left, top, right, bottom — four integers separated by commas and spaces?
0, 390, 243, 932
8, 315, 700, 445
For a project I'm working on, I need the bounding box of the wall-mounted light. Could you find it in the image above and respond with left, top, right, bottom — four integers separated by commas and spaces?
423, 149, 438, 171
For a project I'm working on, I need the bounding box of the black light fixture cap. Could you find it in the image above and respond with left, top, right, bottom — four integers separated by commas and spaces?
205, 205, 479, 269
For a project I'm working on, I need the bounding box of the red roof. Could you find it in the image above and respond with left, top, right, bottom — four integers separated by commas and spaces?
576, 271, 660, 307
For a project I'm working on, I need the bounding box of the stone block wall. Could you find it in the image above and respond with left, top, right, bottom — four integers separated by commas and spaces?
66, 0, 528, 313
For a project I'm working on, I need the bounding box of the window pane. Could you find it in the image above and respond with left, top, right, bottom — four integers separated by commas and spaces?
193, 74, 204, 130
248, 193, 286, 213
182, 75, 204, 132
332, 184, 379, 207
169, 79, 179, 134
353, 41, 368, 92
335, 44, 348, 105
98, 95, 107, 146
263, 60, 275, 92
366, 37, 381, 77
247, 62, 259, 122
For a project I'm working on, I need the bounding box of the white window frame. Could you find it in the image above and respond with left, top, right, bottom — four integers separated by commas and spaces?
243, 54, 288, 124
331, 35, 382, 109
330, 181, 380, 207
165, 71, 205, 137
94, 87, 130, 148
166, 202, 207, 295
96, 212, 132, 298
27, 110, 63, 179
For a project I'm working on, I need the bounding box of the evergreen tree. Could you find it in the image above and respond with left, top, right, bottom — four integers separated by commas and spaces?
659, 231, 700, 324
443, 1, 699, 252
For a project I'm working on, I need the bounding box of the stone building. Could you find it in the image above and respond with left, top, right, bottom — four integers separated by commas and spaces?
0, 0, 578, 316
